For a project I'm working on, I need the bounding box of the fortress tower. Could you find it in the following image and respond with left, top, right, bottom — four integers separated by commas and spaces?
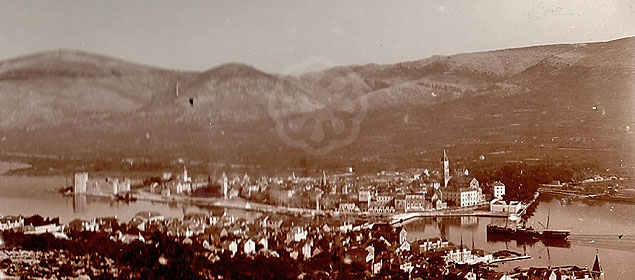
74, 172, 88, 194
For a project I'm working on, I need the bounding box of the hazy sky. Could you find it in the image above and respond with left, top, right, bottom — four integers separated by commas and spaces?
0, 0, 633, 72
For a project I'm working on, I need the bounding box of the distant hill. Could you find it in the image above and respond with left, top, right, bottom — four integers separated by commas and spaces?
0, 50, 193, 128
0, 37, 633, 175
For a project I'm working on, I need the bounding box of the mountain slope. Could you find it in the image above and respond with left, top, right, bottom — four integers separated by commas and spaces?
0, 37, 633, 174
143, 63, 323, 123
0, 50, 193, 128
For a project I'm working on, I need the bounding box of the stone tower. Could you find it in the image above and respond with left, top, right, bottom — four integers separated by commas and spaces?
321, 170, 327, 186
221, 172, 229, 199
442, 150, 450, 188
74, 172, 88, 194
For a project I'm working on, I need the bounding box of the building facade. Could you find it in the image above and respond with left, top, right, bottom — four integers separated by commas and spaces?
493, 182, 506, 199
444, 177, 484, 207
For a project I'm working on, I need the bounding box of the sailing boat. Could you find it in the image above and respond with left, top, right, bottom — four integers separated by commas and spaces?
538, 207, 570, 239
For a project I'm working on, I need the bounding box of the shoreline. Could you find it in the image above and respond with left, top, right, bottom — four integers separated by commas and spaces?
538, 187, 635, 204
0, 161, 32, 176
61, 188, 510, 222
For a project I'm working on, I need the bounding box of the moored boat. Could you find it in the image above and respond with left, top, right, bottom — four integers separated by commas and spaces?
487, 224, 514, 235
537, 207, 570, 240
540, 229, 570, 239
487, 223, 539, 240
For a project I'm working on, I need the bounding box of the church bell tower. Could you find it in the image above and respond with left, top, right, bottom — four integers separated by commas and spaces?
442, 150, 450, 188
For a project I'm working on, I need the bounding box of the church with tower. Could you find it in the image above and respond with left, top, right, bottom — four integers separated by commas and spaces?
438, 150, 485, 207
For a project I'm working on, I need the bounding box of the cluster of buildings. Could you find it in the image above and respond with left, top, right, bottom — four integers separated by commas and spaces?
0, 215, 64, 237
71, 150, 518, 220
333, 151, 494, 215
0, 247, 118, 279
146, 168, 257, 201
0, 216, 23, 231
1, 209, 605, 280
501, 258, 605, 280
0, 211, 503, 278
148, 167, 208, 196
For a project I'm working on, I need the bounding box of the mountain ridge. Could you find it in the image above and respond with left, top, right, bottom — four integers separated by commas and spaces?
0, 36, 633, 174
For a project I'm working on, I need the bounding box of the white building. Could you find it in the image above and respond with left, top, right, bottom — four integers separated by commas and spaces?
444, 177, 484, 207
339, 203, 358, 213
172, 181, 191, 194
229, 240, 238, 256
358, 190, 371, 203
0, 216, 24, 231
405, 194, 427, 211
243, 239, 256, 254
182, 166, 191, 183
288, 226, 308, 242
490, 199, 523, 214
445, 248, 492, 265
368, 201, 395, 214
109, 178, 131, 194
418, 238, 450, 252
118, 178, 131, 193
493, 182, 506, 199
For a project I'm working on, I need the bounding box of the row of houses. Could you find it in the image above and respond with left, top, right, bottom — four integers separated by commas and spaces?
500, 255, 604, 280
339, 175, 494, 215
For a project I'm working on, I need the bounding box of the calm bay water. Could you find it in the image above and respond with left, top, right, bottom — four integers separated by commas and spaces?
0, 162, 260, 223
405, 196, 635, 280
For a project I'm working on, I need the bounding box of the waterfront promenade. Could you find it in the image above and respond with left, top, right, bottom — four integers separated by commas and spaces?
390, 207, 506, 226
128, 189, 511, 223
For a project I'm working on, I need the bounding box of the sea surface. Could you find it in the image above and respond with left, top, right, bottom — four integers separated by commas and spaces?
0, 162, 260, 223
404, 195, 635, 279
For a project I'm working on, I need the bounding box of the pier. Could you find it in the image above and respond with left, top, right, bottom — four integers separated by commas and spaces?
517, 192, 539, 217
390, 208, 506, 226
488, 255, 532, 264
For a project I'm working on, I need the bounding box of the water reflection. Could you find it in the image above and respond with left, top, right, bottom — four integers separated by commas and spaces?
460, 216, 478, 227
72, 195, 87, 214
486, 233, 571, 249
0, 162, 261, 224
405, 195, 635, 279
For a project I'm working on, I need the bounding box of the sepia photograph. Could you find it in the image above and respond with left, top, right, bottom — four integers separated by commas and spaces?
0, 1, 633, 279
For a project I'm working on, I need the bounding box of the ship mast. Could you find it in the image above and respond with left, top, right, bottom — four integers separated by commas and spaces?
460, 233, 464, 263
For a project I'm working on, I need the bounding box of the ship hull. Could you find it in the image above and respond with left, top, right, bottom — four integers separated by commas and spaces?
540, 230, 570, 239
487, 225, 539, 240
